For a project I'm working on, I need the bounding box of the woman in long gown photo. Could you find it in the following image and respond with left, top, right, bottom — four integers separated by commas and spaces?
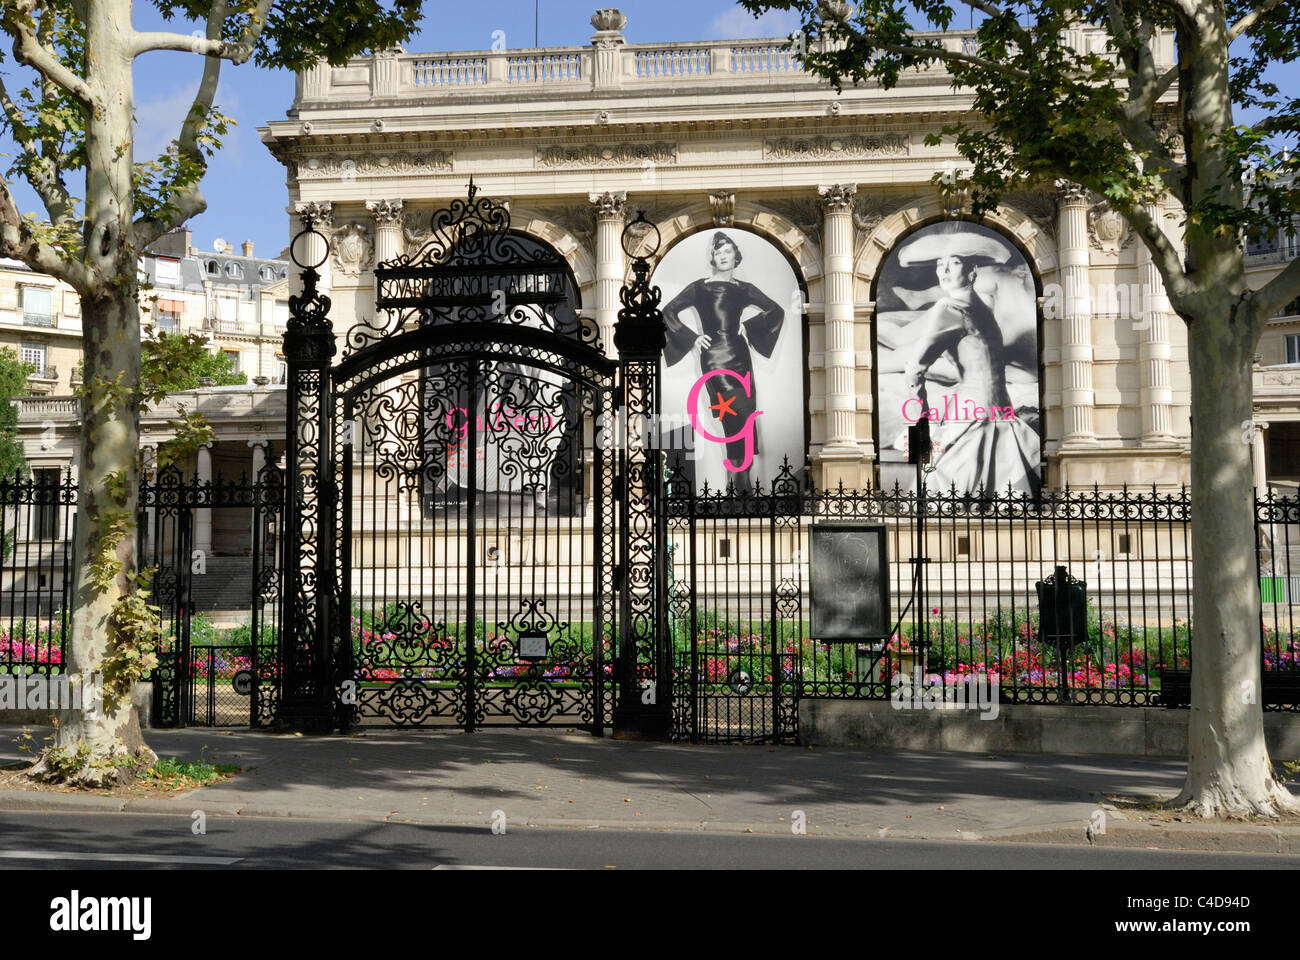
661, 232, 787, 494
881, 225, 1041, 496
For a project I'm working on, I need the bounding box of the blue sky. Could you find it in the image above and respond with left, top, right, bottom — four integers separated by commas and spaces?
3, 2, 1296, 261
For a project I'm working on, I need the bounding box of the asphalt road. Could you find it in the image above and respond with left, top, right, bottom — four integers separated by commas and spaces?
1, 811, 1298, 870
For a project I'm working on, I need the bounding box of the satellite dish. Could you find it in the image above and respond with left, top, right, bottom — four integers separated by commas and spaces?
214, 238, 227, 253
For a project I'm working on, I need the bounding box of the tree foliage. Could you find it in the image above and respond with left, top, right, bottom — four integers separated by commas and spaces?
141, 330, 245, 394
745, 0, 1299, 325
0, 345, 33, 480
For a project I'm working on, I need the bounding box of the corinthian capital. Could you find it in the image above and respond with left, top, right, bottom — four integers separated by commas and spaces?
293, 200, 334, 229
365, 198, 404, 224
818, 183, 858, 212
1054, 180, 1091, 206
589, 190, 628, 220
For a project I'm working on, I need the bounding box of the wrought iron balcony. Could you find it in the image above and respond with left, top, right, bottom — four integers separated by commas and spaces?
21, 312, 55, 327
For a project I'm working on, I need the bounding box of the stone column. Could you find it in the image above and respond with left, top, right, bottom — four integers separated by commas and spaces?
818, 184, 864, 482
590, 191, 627, 358
366, 199, 404, 266
1253, 420, 1269, 496
1137, 201, 1175, 442
248, 438, 270, 548
195, 441, 214, 556
1056, 182, 1096, 444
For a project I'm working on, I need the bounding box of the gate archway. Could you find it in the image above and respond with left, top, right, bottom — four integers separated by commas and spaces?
277, 184, 670, 734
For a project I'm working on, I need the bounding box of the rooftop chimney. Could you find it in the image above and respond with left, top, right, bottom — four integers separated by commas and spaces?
242, 240, 254, 257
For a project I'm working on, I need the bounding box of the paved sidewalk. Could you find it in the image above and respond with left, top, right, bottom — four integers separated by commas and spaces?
2, 724, 1298, 852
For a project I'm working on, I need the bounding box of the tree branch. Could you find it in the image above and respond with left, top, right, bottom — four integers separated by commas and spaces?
0, 75, 76, 232
133, 0, 274, 246
1114, 103, 1187, 195
129, 0, 273, 65
855, 38, 1035, 81
1121, 201, 1195, 304
3, 1, 94, 105
0, 175, 89, 290
1227, 0, 1288, 43
1247, 256, 1300, 333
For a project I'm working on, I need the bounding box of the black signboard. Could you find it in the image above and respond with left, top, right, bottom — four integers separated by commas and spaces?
809, 523, 890, 641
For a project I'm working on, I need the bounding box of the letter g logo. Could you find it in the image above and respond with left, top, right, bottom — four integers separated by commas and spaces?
687, 370, 762, 472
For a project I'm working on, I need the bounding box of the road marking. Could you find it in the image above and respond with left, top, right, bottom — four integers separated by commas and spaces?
0, 850, 243, 865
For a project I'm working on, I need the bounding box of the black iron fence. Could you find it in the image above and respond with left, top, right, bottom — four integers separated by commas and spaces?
667, 463, 1300, 743
3, 466, 1299, 738
0, 468, 283, 728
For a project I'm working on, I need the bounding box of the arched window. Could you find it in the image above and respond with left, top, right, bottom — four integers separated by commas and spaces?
205, 260, 219, 276
225, 262, 241, 279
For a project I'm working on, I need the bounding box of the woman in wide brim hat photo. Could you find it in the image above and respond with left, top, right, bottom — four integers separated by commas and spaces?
885, 224, 1039, 496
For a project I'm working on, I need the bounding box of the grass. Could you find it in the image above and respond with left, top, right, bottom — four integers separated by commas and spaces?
137, 748, 241, 791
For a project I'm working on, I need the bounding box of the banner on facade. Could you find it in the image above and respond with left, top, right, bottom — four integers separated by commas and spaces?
875, 221, 1042, 495
654, 228, 807, 494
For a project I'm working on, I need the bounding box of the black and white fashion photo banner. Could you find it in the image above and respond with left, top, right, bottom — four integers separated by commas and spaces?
875, 221, 1042, 495
654, 228, 806, 494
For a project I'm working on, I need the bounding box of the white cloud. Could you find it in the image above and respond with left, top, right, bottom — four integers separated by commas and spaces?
706, 5, 801, 40
133, 80, 242, 166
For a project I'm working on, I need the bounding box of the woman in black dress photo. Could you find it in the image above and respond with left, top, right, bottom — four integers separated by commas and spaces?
661, 232, 787, 493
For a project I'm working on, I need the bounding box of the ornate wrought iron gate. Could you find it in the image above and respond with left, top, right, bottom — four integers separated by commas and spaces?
144, 465, 283, 728
280, 185, 652, 732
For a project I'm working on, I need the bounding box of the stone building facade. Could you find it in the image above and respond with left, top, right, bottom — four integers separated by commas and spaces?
253, 9, 1287, 494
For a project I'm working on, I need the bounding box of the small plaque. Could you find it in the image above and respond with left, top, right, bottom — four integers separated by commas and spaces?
519, 633, 548, 661
809, 523, 890, 641
232, 670, 255, 696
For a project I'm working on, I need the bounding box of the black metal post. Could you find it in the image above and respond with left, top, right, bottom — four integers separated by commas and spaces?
612, 212, 671, 739
276, 217, 337, 733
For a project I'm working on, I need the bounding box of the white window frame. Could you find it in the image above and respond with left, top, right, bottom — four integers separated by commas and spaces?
20, 285, 54, 325
155, 257, 180, 284
20, 343, 47, 376
1287, 334, 1300, 365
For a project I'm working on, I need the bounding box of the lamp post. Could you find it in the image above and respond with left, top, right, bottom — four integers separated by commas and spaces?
612, 212, 671, 739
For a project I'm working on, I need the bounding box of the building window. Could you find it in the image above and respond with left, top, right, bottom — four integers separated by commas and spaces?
274, 358, 288, 384
1248, 229, 1279, 257
217, 297, 238, 329
205, 260, 219, 276
34, 468, 60, 540
156, 298, 183, 334
225, 262, 241, 279
260, 265, 277, 281
155, 258, 180, 284
20, 286, 54, 327
1287, 334, 1300, 365
224, 349, 241, 374
20, 344, 47, 377
274, 300, 289, 327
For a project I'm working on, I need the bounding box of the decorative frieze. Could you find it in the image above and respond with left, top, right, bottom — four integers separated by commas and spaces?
297, 150, 453, 180
765, 133, 908, 160
536, 142, 676, 168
